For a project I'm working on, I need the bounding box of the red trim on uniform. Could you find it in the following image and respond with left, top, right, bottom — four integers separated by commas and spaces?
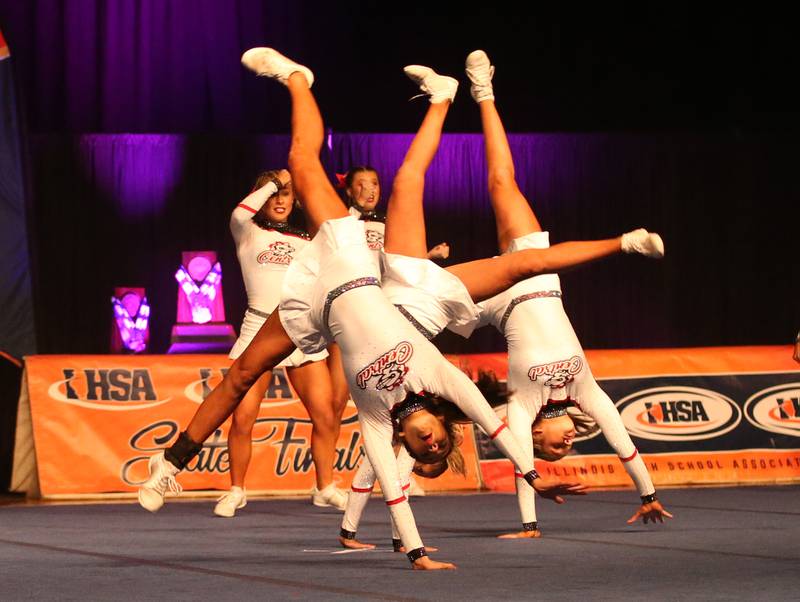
489, 423, 508, 440
402, 483, 410, 491
385, 496, 407, 506
514, 471, 524, 478
237, 203, 257, 214
351, 485, 374, 493
620, 449, 639, 463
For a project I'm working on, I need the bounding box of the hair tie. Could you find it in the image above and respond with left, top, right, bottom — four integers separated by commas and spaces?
334, 173, 348, 188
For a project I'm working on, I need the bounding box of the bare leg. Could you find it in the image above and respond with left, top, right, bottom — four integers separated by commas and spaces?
384, 102, 451, 258
326, 343, 351, 422
185, 311, 295, 443
286, 360, 341, 491
286, 73, 349, 232
227, 370, 272, 488
447, 238, 622, 303
477, 99, 541, 251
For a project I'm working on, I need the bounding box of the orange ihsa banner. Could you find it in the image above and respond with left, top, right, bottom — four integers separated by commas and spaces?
23, 355, 480, 497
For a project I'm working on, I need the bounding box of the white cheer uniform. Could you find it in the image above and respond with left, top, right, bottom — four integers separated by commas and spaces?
341, 252, 481, 540
348, 205, 385, 269
465, 231, 655, 527
229, 182, 327, 366
279, 216, 536, 555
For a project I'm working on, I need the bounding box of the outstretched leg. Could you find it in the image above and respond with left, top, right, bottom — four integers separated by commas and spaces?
185, 312, 295, 443
384, 67, 457, 258
285, 76, 349, 231
467, 50, 541, 251
447, 231, 663, 302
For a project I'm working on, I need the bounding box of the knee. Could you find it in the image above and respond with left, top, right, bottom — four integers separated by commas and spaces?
311, 406, 338, 434
231, 412, 256, 437
333, 392, 350, 416
227, 364, 262, 398
488, 168, 516, 193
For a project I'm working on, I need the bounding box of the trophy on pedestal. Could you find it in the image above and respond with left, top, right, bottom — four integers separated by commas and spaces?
111, 287, 150, 353
167, 251, 237, 353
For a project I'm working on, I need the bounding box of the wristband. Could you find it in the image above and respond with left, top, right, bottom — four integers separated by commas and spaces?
640, 492, 658, 504
407, 547, 428, 563
522, 521, 538, 532
522, 469, 541, 487
392, 538, 403, 552
339, 528, 356, 540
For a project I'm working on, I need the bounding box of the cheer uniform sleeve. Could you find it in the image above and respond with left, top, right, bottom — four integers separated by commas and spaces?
581, 383, 655, 496
431, 361, 536, 478
230, 181, 280, 240
356, 405, 425, 556
506, 399, 538, 528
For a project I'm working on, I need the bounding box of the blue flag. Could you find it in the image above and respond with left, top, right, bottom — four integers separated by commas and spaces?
0, 27, 36, 358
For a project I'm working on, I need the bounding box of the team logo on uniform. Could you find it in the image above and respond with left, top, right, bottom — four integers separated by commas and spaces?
744, 383, 800, 437
615, 386, 741, 441
257, 241, 296, 265
528, 356, 583, 388
365, 229, 384, 250
356, 341, 413, 391
48, 368, 170, 410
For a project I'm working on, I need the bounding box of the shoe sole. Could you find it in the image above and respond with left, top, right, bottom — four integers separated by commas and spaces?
138, 489, 163, 513
214, 500, 247, 518
241, 47, 314, 87
312, 497, 347, 510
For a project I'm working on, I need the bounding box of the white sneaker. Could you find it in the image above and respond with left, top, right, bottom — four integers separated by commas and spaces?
213, 487, 247, 518
311, 484, 348, 511
138, 452, 182, 513
240, 47, 314, 88
465, 50, 495, 103
403, 65, 458, 104
622, 228, 665, 258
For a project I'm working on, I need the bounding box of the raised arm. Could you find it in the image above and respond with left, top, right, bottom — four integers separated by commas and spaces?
580, 383, 673, 524
229, 169, 291, 238
357, 406, 455, 570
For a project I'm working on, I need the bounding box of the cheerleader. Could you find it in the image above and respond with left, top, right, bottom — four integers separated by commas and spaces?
139, 49, 661, 569
341, 165, 450, 261
337, 62, 665, 550
215, 172, 348, 517
460, 50, 673, 538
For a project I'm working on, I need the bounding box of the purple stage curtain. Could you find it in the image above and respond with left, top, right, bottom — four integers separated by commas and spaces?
330, 132, 798, 354
25, 131, 798, 355
0, 0, 318, 133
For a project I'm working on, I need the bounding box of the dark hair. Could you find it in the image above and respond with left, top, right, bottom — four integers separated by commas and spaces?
398, 370, 506, 471
343, 165, 378, 189
431, 370, 510, 424
341, 165, 379, 206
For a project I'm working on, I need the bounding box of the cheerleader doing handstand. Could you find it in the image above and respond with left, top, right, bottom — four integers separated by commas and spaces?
335, 61, 667, 550
139, 49, 663, 569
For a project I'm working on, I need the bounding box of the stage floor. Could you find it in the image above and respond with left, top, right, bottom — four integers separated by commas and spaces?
1, 486, 798, 601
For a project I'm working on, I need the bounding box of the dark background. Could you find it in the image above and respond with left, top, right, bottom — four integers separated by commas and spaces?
0, 2, 797, 356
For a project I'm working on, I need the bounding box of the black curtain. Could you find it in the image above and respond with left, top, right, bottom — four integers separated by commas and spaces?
28, 131, 799, 355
